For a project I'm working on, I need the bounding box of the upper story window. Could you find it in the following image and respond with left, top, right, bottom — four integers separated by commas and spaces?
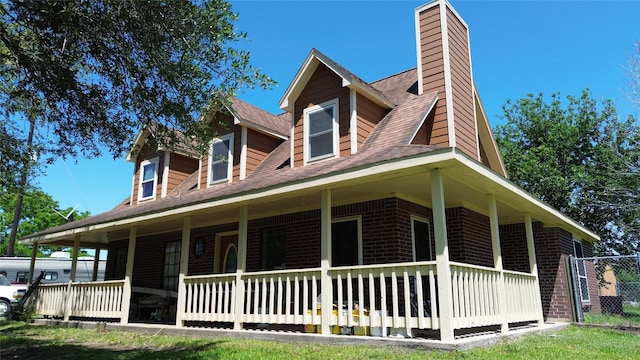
304, 98, 339, 163
139, 157, 159, 201
209, 133, 234, 185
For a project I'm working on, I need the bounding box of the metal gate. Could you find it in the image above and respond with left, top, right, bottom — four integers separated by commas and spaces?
568, 255, 640, 325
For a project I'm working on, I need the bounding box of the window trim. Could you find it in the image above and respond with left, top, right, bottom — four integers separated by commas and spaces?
411, 216, 433, 262
208, 133, 234, 185
304, 98, 339, 164
331, 216, 362, 266
138, 157, 159, 201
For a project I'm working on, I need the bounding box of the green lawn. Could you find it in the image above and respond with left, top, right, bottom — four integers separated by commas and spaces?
1, 322, 638, 359
584, 303, 640, 326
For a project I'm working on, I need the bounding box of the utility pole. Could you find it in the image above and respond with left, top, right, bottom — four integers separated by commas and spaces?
7, 115, 35, 256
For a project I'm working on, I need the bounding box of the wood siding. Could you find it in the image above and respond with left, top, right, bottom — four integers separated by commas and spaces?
356, 93, 388, 147
418, 5, 449, 147
293, 64, 350, 167
132, 144, 163, 205
246, 129, 282, 176
167, 153, 198, 195
446, 7, 478, 159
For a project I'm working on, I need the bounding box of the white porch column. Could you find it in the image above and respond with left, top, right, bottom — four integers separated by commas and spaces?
28, 242, 37, 286
234, 205, 249, 330
120, 227, 137, 324
488, 194, 508, 333
431, 169, 454, 341
525, 212, 545, 325
175, 216, 191, 328
70, 235, 80, 282
320, 189, 333, 335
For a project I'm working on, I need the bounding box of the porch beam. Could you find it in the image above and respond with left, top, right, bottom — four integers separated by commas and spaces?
525, 212, 545, 325
431, 169, 454, 341
320, 189, 332, 335
234, 205, 249, 330
488, 194, 508, 333
120, 227, 137, 325
176, 216, 191, 328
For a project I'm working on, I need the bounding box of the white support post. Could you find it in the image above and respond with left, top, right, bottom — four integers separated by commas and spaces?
70, 235, 80, 282
525, 212, 545, 325
431, 169, 454, 341
234, 205, 249, 330
176, 217, 191, 328
320, 189, 333, 335
488, 194, 508, 333
28, 243, 37, 286
120, 227, 137, 324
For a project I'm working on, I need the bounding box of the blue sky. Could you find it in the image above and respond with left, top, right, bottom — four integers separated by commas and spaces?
35, 0, 640, 217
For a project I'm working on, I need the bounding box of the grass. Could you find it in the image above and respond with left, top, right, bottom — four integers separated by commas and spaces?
584, 303, 640, 326
1, 321, 639, 359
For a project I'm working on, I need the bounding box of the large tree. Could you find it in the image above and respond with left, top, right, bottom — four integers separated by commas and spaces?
0, 0, 272, 161
495, 90, 640, 255
0, 0, 273, 255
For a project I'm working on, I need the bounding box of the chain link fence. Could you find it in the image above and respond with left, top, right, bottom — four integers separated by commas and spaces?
569, 255, 640, 326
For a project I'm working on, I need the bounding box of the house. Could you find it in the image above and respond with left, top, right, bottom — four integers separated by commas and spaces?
20, 0, 599, 342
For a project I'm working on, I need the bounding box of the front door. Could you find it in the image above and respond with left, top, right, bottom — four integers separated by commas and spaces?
217, 234, 238, 273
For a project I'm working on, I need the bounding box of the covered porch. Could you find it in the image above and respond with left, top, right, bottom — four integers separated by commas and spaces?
23, 149, 589, 341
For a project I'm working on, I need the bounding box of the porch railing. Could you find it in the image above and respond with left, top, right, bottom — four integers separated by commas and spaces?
31, 263, 541, 335
32, 280, 125, 319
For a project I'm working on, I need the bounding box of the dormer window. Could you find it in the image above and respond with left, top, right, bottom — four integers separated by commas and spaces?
139, 157, 159, 201
209, 133, 234, 185
304, 98, 339, 163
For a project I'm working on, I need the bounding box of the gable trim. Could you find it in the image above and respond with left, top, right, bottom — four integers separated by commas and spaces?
474, 90, 507, 177
279, 49, 394, 112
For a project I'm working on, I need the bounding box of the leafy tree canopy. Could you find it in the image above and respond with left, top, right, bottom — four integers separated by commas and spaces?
0, 188, 89, 256
0, 0, 274, 192
495, 89, 640, 255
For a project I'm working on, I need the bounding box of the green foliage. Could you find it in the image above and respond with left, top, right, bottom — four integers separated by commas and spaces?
0, 0, 274, 191
495, 90, 640, 254
0, 188, 89, 256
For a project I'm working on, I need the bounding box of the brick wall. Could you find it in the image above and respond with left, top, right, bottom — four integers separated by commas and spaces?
446, 207, 493, 267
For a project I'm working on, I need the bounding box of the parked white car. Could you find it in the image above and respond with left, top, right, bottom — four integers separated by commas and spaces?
0, 274, 27, 317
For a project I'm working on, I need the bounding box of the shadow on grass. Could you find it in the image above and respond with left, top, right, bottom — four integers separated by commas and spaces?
0, 323, 230, 360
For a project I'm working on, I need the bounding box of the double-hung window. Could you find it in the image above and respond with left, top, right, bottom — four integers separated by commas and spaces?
209, 133, 234, 185
139, 157, 159, 201
304, 99, 339, 163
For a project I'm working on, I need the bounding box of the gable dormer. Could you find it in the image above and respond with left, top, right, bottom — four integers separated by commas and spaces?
198, 99, 288, 188
126, 126, 199, 205
280, 49, 394, 168
415, 0, 506, 177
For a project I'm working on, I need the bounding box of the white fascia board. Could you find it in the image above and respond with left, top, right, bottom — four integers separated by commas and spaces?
279, 52, 320, 111
453, 150, 600, 242
125, 128, 150, 162
26, 148, 459, 244
235, 118, 288, 140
